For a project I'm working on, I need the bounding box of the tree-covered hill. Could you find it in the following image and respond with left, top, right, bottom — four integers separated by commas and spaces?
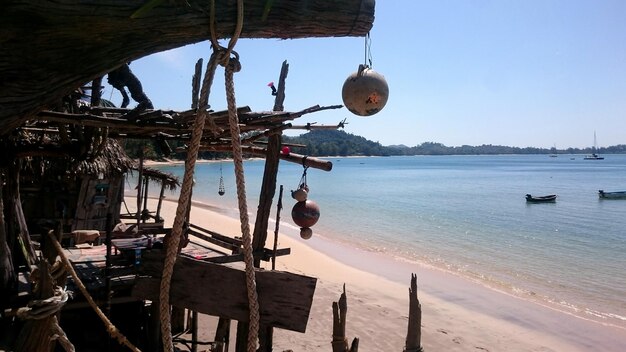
122, 129, 626, 160
283, 130, 626, 157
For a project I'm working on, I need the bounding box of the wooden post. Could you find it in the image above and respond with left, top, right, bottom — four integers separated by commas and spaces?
0, 173, 16, 300
136, 150, 144, 225
14, 261, 58, 351
5, 162, 36, 270
141, 177, 149, 223
404, 274, 423, 352
332, 285, 359, 352
155, 183, 166, 222
250, 60, 289, 352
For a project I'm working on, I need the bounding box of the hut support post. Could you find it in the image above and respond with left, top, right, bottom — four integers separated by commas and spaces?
0, 173, 16, 299
332, 285, 359, 352
249, 60, 289, 352
155, 183, 166, 222
213, 317, 230, 352
404, 274, 423, 352
142, 177, 149, 223
5, 163, 36, 269
136, 150, 144, 225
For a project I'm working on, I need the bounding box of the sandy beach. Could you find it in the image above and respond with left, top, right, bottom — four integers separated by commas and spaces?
137, 195, 626, 352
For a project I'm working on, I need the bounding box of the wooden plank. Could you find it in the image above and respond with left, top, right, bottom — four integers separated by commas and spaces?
131, 251, 316, 333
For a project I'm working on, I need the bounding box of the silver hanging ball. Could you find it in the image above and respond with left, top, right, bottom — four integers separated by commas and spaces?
342, 64, 389, 116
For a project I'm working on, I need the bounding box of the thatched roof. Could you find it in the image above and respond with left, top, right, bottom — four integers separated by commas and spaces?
139, 167, 180, 191
0, 0, 375, 135
75, 139, 135, 177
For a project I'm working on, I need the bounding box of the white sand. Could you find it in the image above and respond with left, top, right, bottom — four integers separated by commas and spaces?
135, 196, 626, 351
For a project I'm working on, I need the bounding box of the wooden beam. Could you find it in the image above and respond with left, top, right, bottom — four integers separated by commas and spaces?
203, 145, 333, 172
132, 251, 316, 333
0, 0, 375, 133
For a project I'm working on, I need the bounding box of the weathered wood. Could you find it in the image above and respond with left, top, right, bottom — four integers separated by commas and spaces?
0, 0, 375, 133
251, 133, 281, 265
404, 274, 423, 352
203, 145, 333, 172
0, 174, 16, 301
131, 251, 316, 333
14, 261, 58, 352
332, 285, 359, 352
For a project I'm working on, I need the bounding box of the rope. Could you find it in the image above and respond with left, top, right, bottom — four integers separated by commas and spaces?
158, 51, 215, 350
209, 1, 260, 350
224, 52, 260, 352
46, 231, 141, 352
16, 286, 68, 320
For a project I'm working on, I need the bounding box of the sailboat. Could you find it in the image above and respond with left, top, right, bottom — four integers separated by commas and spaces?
584, 131, 604, 160
549, 144, 558, 157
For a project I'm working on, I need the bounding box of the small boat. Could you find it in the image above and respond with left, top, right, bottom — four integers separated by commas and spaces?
584, 131, 604, 160
598, 190, 626, 199
525, 194, 557, 203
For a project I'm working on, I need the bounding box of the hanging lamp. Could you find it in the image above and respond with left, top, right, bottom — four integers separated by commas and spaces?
218, 162, 225, 196
342, 33, 389, 116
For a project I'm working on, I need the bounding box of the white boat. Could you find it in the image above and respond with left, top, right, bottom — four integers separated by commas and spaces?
598, 190, 626, 199
584, 131, 604, 160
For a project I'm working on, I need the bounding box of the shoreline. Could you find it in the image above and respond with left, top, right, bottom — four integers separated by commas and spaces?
134, 195, 626, 351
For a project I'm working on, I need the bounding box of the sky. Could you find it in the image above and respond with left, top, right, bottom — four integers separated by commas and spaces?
101, 0, 626, 149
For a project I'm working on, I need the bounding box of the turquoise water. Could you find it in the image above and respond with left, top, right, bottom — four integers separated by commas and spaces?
149, 154, 626, 328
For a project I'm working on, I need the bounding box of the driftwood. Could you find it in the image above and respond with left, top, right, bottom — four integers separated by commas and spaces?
0, 0, 375, 133
332, 285, 359, 352
404, 274, 423, 352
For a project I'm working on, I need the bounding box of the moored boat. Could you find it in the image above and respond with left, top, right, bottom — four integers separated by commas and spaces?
598, 190, 626, 199
525, 194, 557, 203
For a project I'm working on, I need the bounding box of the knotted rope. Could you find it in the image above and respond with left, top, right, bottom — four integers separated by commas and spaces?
46, 231, 140, 351
224, 53, 260, 351
159, 1, 259, 350
16, 285, 69, 320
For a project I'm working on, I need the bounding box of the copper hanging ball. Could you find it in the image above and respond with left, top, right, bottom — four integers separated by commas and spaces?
291, 200, 320, 228
300, 227, 313, 240
342, 64, 389, 116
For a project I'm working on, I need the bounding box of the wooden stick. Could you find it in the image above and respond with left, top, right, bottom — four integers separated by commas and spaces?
404, 274, 423, 352
332, 285, 359, 352
201, 145, 332, 172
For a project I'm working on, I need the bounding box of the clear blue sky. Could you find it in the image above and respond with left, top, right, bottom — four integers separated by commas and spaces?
102, 0, 626, 149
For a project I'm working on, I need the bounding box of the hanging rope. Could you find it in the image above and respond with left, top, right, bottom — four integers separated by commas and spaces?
224, 51, 260, 351
159, 1, 254, 351
158, 50, 223, 352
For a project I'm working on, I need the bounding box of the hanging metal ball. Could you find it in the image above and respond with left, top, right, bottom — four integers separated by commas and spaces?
291, 200, 320, 228
300, 227, 313, 240
342, 64, 389, 116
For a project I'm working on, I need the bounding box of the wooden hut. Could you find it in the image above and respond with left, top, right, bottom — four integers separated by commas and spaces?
0, 2, 393, 352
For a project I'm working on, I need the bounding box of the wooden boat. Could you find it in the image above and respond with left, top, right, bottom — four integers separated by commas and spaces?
598, 190, 626, 199
525, 194, 557, 203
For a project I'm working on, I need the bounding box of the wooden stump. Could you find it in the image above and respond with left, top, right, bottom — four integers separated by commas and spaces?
331, 285, 358, 352
404, 274, 423, 352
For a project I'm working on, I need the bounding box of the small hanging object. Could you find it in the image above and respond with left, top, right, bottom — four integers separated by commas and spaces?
281, 146, 291, 155
291, 163, 319, 240
291, 200, 320, 229
291, 164, 309, 202
300, 227, 313, 240
268, 81, 277, 96
218, 163, 225, 196
342, 33, 389, 116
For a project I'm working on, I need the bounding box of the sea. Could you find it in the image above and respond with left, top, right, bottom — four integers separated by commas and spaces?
144, 154, 626, 330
